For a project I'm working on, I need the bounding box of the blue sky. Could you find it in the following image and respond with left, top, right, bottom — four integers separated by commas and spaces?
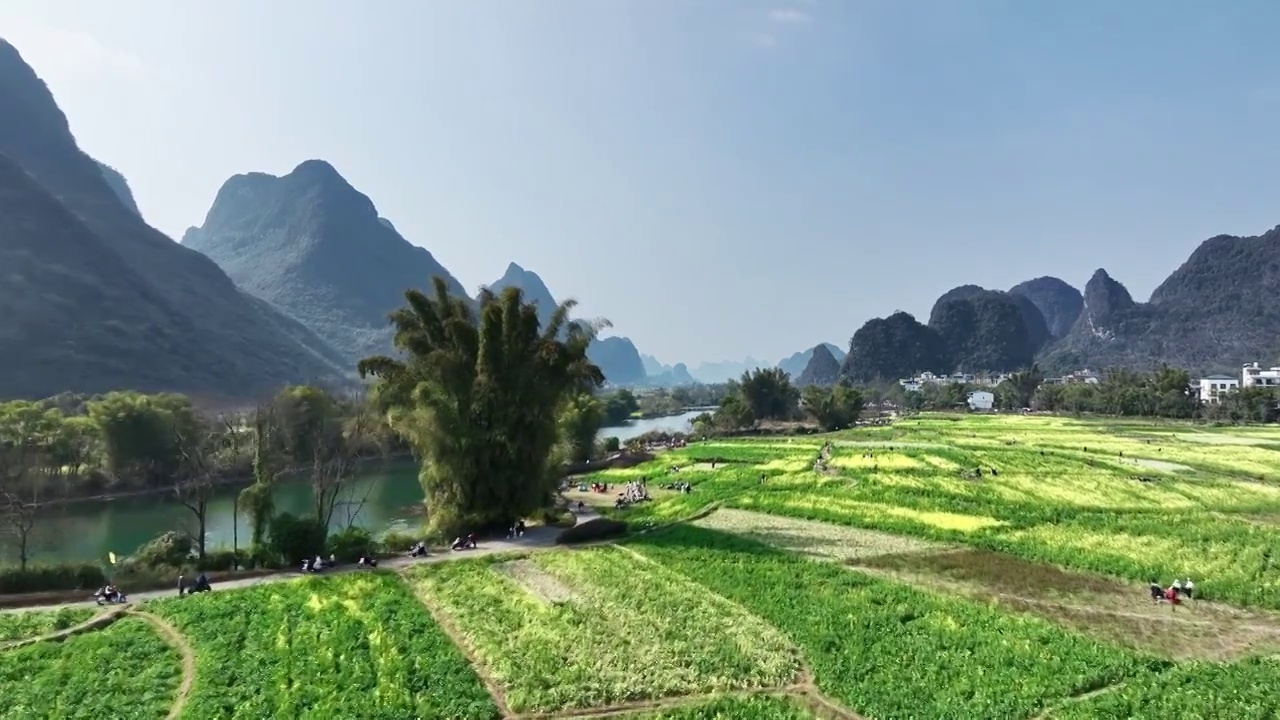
4, 1, 1280, 366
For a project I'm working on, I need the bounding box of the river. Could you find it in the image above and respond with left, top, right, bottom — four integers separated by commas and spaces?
8, 409, 707, 566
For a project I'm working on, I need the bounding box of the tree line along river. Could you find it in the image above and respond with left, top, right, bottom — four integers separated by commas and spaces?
12, 410, 704, 565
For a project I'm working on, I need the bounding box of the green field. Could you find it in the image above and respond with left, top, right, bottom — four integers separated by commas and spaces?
6, 414, 1280, 719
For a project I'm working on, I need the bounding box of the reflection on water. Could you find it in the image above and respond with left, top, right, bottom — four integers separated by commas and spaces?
10, 409, 706, 566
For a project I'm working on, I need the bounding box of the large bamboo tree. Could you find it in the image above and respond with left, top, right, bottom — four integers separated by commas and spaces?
358, 278, 604, 535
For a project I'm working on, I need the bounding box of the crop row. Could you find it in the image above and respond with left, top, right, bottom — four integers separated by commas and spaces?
406, 548, 801, 713
0, 616, 181, 719
149, 572, 498, 719
625, 524, 1163, 720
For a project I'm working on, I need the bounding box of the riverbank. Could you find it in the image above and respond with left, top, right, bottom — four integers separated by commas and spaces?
0, 506, 597, 612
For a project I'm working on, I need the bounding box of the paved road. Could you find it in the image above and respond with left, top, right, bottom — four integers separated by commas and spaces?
5, 507, 599, 613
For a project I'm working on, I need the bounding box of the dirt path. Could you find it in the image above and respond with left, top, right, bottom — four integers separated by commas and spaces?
0, 606, 127, 651
1030, 679, 1130, 720
127, 609, 197, 720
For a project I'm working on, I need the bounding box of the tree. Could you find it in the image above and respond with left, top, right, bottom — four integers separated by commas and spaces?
802, 385, 865, 431
602, 390, 640, 426
996, 365, 1045, 410
358, 278, 605, 536
560, 392, 604, 464
712, 394, 755, 430
308, 409, 369, 530
240, 406, 281, 549
739, 368, 800, 421
172, 414, 236, 561
0, 438, 42, 570
87, 392, 195, 488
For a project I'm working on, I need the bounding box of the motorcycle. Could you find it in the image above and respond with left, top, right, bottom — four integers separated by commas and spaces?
93, 589, 128, 605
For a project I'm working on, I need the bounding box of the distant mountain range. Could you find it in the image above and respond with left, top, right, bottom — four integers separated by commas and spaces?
0, 39, 346, 400
840, 232, 1280, 381
3, 34, 1275, 399
480, 263, 647, 386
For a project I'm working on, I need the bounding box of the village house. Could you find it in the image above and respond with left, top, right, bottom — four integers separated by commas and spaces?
1242, 362, 1280, 389
1198, 374, 1239, 404
967, 390, 995, 411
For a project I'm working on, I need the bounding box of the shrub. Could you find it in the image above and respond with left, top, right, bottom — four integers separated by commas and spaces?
379, 531, 420, 553
555, 518, 627, 545
603, 436, 621, 453
327, 527, 376, 562
0, 564, 107, 594
196, 549, 249, 572
131, 531, 193, 568
266, 513, 328, 564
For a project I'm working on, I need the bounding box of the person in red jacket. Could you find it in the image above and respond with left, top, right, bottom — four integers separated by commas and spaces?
1165, 585, 1180, 610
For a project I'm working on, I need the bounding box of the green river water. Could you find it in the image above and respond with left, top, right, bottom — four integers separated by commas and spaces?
11, 411, 701, 566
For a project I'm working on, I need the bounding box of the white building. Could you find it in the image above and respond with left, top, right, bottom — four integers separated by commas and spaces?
967, 390, 995, 411
1242, 363, 1280, 389
1198, 375, 1239, 404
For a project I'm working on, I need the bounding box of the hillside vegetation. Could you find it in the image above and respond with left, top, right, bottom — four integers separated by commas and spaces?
0, 40, 345, 400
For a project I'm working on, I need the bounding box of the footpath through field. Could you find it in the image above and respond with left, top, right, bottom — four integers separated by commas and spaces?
2, 507, 598, 614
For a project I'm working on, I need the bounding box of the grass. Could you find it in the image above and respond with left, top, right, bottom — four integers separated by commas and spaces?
627, 524, 1162, 720
405, 547, 802, 713
147, 572, 498, 719
0, 607, 95, 643
0, 616, 181, 719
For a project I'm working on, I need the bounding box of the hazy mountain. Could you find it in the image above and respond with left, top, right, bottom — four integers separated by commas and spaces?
94, 161, 140, 217
1008, 276, 1083, 339
687, 358, 770, 384
482, 264, 647, 386
777, 343, 845, 377
183, 159, 469, 362
0, 39, 345, 399
649, 363, 696, 387
641, 353, 669, 377
797, 344, 841, 387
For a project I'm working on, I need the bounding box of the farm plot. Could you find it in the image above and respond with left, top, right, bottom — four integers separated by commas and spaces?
405, 547, 802, 714
696, 509, 1280, 660
148, 572, 498, 720
0, 616, 181, 719
0, 607, 95, 643
628, 524, 1161, 720
1053, 657, 1280, 719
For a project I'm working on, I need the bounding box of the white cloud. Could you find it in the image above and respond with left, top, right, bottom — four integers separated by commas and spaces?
769, 9, 812, 24
1, 20, 145, 79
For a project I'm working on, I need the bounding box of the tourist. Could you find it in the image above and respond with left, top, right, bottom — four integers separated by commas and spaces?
177, 574, 185, 597
1149, 579, 1163, 601
1165, 584, 1180, 610
1182, 578, 1195, 599
1172, 578, 1184, 596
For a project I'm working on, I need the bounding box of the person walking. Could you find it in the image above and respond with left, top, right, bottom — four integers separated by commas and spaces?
177, 574, 185, 597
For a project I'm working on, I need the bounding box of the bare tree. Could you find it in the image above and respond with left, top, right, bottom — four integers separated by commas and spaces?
173, 415, 231, 561
310, 411, 368, 529
0, 440, 44, 570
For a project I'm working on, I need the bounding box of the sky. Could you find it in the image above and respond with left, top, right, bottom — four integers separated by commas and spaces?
4, 1, 1280, 367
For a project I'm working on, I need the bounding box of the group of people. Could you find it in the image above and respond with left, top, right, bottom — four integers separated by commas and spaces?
1149, 577, 1196, 607
615, 481, 651, 508
94, 584, 126, 605
507, 520, 527, 539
